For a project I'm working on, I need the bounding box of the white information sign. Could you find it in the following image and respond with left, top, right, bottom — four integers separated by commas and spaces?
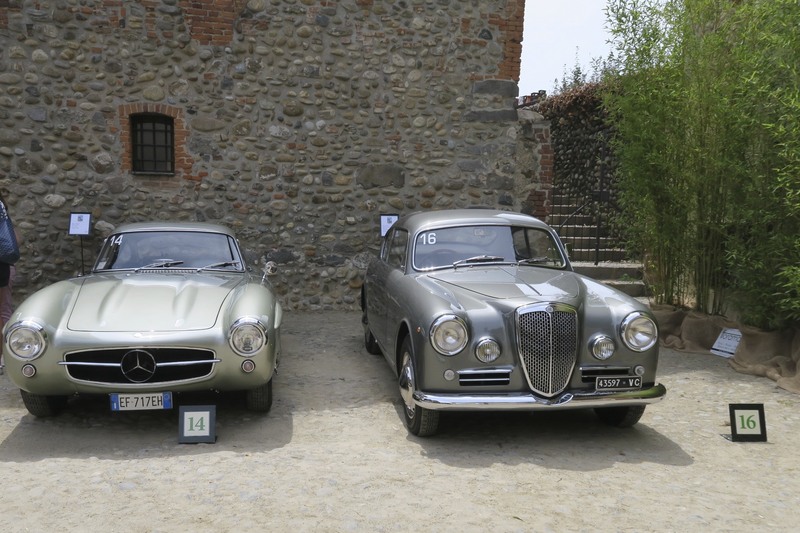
711, 328, 742, 358
380, 214, 399, 237
69, 212, 92, 236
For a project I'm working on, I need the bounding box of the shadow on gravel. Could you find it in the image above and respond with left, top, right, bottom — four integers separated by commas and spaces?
399, 407, 693, 471
0, 386, 294, 462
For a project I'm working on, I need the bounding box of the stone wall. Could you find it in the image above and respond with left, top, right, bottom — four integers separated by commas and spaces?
536, 83, 622, 251
537, 83, 614, 205
0, 0, 548, 311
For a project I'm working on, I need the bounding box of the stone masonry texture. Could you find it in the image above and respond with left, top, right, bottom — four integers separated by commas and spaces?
0, 0, 549, 310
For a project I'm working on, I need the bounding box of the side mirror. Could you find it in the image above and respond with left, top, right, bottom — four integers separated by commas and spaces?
260, 260, 278, 285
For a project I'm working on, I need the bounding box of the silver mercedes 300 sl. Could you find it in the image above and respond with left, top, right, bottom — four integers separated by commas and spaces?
3, 222, 282, 417
361, 209, 666, 436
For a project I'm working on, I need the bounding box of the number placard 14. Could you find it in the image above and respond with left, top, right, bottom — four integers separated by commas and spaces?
178, 405, 217, 444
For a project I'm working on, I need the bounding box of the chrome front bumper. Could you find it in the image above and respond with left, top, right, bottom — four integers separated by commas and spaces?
414, 383, 667, 411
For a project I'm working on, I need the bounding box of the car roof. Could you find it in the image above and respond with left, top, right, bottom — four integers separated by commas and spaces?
396, 209, 552, 234
112, 222, 236, 237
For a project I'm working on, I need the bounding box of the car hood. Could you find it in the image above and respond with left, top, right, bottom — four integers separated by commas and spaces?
67, 272, 242, 332
426, 266, 581, 300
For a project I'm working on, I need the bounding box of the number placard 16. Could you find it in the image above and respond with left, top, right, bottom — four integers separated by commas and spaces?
728, 403, 767, 442
418, 232, 437, 245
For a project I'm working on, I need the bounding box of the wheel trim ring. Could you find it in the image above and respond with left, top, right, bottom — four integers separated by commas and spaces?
399, 352, 416, 420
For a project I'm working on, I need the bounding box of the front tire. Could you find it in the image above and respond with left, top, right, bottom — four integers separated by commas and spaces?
20, 390, 68, 417
398, 337, 439, 437
594, 405, 646, 427
246, 378, 273, 413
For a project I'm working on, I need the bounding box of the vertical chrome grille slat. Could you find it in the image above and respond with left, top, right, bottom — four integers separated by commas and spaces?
516, 303, 578, 397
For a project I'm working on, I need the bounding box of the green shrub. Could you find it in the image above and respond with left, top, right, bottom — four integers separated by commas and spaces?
603, 0, 800, 329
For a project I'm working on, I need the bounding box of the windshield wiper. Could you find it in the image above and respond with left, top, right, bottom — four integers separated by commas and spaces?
518, 257, 552, 265
453, 255, 506, 267
135, 259, 185, 272
196, 261, 241, 271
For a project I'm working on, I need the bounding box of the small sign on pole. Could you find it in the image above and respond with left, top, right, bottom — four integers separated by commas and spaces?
69, 212, 92, 275
178, 405, 217, 444
380, 214, 399, 237
69, 212, 92, 236
728, 403, 767, 442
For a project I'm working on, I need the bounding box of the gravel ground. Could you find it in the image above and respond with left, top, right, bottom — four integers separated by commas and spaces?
1, 310, 798, 532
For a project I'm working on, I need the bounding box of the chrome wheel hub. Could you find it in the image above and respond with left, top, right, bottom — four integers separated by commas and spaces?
399, 352, 416, 419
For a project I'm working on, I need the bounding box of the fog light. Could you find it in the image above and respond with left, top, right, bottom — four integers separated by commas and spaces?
21, 364, 37, 378
475, 338, 501, 363
591, 335, 616, 360
443, 369, 456, 381
241, 360, 256, 373
634, 365, 645, 376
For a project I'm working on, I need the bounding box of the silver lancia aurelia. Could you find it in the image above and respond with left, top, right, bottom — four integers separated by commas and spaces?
3, 222, 282, 417
361, 209, 666, 436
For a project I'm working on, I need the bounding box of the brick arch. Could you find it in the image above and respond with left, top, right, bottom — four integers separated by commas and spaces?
118, 103, 198, 182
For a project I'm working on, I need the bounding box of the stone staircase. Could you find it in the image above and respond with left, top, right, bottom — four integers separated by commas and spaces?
547, 191, 650, 299
571, 261, 649, 299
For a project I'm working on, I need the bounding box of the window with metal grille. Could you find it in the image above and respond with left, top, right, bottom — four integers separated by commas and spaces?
131, 113, 175, 174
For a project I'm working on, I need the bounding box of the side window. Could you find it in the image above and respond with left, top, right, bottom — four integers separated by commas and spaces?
386, 229, 409, 270
131, 113, 175, 174
379, 230, 391, 262
512, 228, 565, 267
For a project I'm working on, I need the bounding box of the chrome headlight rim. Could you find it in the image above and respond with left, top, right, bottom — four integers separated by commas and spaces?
6, 321, 47, 360
228, 316, 268, 357
590, 334, 616, 360
430, 314, 469, 356
620, 312, 658, 352
475, 337, 501, 363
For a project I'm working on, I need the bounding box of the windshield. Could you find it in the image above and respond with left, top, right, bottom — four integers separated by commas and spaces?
412, 225, 566, 271
93, 230, 244, 272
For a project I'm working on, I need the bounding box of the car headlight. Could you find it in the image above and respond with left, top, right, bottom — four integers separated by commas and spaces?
229, 317, 267, 356
475, 338, 501, 363
6, 321, 47, 360
590, 335, 616, 360
430, 315, 468, 356
620, 312, 658, 352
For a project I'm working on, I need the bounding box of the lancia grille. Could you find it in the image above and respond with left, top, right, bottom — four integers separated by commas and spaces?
516, 303, 578, 397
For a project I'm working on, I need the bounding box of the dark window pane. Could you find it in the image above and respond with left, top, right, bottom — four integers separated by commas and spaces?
131, 114, 175, 174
